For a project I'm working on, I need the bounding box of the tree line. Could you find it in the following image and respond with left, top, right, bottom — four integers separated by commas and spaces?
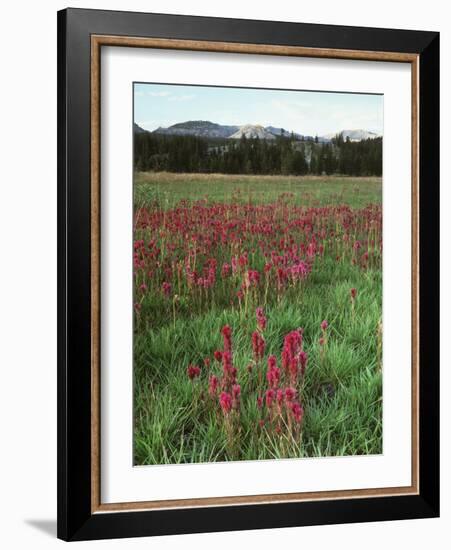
134, 132, 382, 176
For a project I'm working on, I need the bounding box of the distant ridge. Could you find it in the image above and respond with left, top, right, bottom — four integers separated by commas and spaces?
134, 119, 380, 142
153, 120, 239, 139
323, 129, 381, 142
134, 122, 147, 134
230, 124, 276, 140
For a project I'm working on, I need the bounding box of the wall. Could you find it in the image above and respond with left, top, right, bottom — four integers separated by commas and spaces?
0, 0, 448, 547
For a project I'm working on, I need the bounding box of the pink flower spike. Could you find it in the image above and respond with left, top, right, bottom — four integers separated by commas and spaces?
187, 364, 201, 380
256, 307, 267, 331
291, 402, 304, 424
321, 320, 328, 331
221, 325, 232, 353
252, 330, 266, 361
265, 389, 275, 408
162, 281, 172, 297
267, 355, 277, 370
208, 375, 218, 396
232, 384, 241, 400
266, 365, 280, 389
285, 387, 297, 402
221, 262, 231, 278
219, 392, 232, 415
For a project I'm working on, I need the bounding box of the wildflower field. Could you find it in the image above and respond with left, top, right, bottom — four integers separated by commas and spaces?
133, 173, 383, 465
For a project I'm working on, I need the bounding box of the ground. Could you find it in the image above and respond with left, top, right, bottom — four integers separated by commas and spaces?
133, 173, 382, 465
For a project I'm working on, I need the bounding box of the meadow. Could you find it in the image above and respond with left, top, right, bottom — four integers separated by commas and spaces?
133, 172, 383, 465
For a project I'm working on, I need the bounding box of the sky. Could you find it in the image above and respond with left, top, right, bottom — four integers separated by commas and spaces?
134, 82, 383, 137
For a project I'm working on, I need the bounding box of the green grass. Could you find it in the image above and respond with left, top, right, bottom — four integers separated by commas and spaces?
134, 171, 381, 209
133, 172, 382, 465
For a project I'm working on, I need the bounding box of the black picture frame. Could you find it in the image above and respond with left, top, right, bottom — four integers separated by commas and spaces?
57, 7, 439, 541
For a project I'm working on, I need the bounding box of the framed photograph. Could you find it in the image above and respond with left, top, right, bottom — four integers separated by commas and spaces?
57, 8, 439, 541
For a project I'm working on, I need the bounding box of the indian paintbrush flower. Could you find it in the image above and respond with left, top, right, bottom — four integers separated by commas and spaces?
221, 325, 232, 353
219, 391, 232, 415
187, 364, 201, 380
256, 307, 267, 331
208, 375, 219, 396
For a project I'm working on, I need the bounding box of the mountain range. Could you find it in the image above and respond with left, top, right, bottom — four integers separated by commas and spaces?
150, 120, 239, 139
134, 120, 380, 142
322, 129, 380, 142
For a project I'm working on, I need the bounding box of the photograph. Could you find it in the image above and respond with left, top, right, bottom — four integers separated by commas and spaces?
52, 5, 440, 542
132, 83, 384, 465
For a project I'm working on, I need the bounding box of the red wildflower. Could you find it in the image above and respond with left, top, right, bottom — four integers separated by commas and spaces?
221, 325, 232, 353
267, 367, 280, 389
290, 261, 311, 280
256, 307, 267, 331
162, 281, 172, 297
285, 387, 297, 402
219, 392, 232, 415
231, 256, 238, 274
243, 269, 260, 290
265, 389, 275, 408
291, 402, 304, 424
252, 331, 266, 361
222, 351, 233, 376
239, 253, 248, 267
187, 364, 201, 380
267, 354, 277, 370
232, 384, 241, 409
281, 329, 303, 384
266, 355, 280, 389
208, 375, 219, 396
221, 262, 231, 278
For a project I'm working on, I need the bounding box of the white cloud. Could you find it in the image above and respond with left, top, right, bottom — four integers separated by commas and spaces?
143, 91, 195, 102
147, 91, 172, 97
167, 94, 196, 102
269, 98, 313, 111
